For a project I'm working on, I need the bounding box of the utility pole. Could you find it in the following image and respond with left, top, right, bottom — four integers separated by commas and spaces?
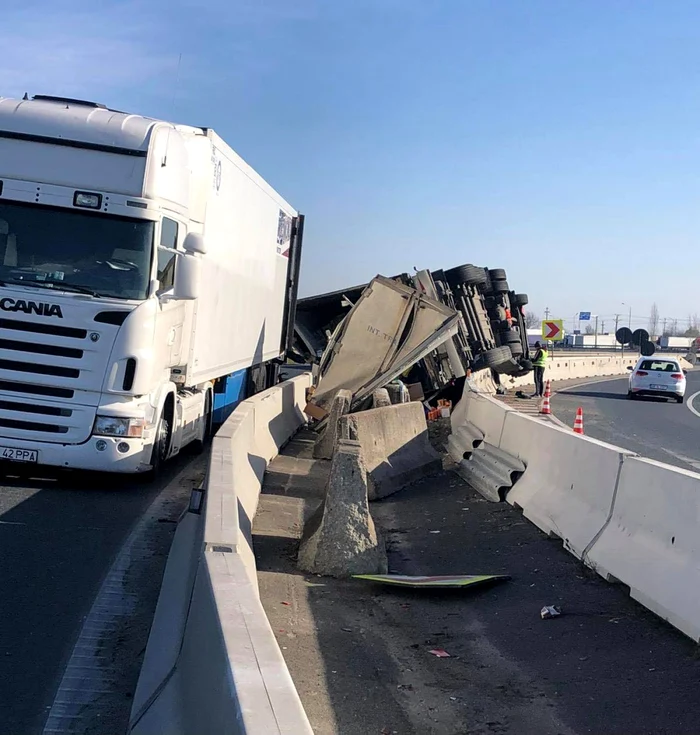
614, 314, 620, 352
544, 307, 550, 320
594, 315, 599, 349
662, 317, 667, 335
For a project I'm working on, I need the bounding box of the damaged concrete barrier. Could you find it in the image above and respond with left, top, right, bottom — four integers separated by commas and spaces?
344, 402, 442, 500
313, 389, 352, 460
298, 439, 387, 577
372, 388, 392, 408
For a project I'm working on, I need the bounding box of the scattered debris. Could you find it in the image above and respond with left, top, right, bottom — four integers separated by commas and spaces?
341, 627, 353, 633
429, 648, 451, 658
429, 530, 441, 534
541, 605, 562, 619
281, 601, 291, 606
353, 573, 510, 589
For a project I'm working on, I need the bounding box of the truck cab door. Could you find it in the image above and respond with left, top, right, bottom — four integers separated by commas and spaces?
155, 217, 187, 367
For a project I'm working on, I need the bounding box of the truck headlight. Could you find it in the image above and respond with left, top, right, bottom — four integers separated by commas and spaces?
93, 416, 145, 438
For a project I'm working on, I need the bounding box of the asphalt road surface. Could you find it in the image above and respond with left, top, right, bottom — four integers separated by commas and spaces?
0, 454, 205, 735
552, 370, 700, 473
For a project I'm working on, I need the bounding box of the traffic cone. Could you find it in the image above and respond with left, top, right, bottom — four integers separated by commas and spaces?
540, 391, 552, 415
544, 380, 551, 398
573, 407, 584, 434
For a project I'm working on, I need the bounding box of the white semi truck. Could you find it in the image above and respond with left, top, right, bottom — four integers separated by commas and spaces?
0, 94, 303, 475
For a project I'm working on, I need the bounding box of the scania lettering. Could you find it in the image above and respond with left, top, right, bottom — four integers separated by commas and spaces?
0, 94, 303, 475
0, 298, 63, 317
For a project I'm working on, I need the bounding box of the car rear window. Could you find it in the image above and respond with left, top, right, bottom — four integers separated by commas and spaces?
640, 360, 679, 372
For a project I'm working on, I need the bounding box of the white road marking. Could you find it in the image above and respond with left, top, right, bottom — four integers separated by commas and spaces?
686, 390, 700, 419
662, 448, 700, 472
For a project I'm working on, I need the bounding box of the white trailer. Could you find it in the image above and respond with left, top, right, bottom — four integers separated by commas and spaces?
0, 94, 303, 474
659, 336, 692, 350
564, 334, 617, 348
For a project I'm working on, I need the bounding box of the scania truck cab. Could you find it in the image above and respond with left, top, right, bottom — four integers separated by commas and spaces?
0, 94, 303, 475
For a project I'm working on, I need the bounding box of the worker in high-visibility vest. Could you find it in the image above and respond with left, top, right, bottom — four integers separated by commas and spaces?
532, 341, 548, 397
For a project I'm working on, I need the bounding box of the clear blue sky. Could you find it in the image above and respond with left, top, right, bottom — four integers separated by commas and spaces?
3, 0, 700, 331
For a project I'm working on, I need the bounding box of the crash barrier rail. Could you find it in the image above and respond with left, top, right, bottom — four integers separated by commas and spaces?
129, 374, 314, 735
453, 383, 700, 643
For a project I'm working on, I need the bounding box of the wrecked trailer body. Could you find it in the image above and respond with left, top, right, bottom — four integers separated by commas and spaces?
305, 275, 460, 415
294, 263, 532, 405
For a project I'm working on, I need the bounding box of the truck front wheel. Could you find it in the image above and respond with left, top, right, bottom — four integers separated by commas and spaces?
146, 409, 172, 481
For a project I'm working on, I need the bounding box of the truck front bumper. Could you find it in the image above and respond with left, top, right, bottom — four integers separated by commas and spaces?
0, 434, 153, 474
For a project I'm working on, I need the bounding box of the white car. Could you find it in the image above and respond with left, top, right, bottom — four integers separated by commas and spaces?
627, 357, 687, 403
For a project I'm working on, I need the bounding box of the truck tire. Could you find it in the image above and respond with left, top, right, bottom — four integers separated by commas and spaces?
146, 410, 172, 481
488, 268, 507, 281
509, 341, 524, 357
445, 264, 488, 289
484, 346, 512, 368
499, 329, 520, 344
511, 293, 528, 308
492, 279, 510, 293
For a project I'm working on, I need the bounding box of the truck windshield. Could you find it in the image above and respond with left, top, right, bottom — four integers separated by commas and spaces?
0, 201, 154, 300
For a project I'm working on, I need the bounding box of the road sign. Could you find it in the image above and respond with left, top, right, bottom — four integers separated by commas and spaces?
631, 328, 650, 347
542, 319, 564, 341
579, 311, 591, 321
615, 327, 633, 345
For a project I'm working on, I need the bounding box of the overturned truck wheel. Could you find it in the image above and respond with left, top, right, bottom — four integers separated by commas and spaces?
444, 264, 488, 289
484, 345, 513, 368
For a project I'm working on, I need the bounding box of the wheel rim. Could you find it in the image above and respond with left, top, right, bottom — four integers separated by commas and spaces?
155, 418, 169, 463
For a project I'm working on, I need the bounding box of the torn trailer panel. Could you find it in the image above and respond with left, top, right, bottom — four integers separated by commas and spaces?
307, 275, 460, 413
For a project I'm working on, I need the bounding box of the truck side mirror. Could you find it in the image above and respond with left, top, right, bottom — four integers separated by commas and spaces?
183, 232, 206, 255
173, 253, 201, 300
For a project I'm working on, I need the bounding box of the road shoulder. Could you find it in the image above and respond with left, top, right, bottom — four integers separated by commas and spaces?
255, 423, 700, 735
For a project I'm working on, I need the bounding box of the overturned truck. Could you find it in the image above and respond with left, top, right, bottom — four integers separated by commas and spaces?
293, 263, 532, 406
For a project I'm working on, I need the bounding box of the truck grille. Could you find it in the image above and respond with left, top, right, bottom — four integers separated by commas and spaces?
0, 317, 95, 443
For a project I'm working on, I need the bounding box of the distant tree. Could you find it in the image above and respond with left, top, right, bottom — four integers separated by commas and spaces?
524, 311, 540, 329
648, 303, 659, 338
684, 326, 700, 338
584, 324, 595, 335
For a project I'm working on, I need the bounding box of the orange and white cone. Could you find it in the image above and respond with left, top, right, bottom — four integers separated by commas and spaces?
544, 380, 551, 398
540, 391, 552, 415
573, 407, 584, 434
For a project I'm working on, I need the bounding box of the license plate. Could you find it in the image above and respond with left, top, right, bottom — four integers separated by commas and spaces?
650, 384, 668, 390
0, 446, 38, 463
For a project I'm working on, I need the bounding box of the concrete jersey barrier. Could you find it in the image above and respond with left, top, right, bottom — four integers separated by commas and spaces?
500, 411, 637, 559
586, 457, 700, 642
452, 379, 700, 644
344, 401, 442, 499
129, 374, 314, 735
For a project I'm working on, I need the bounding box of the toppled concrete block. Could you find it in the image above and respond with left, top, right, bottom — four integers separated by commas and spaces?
313, 389, 352, 460
372, 388, 392, 408
343, 402, 442, 500
385, 382, 409, 404
298, 439, 387, 577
